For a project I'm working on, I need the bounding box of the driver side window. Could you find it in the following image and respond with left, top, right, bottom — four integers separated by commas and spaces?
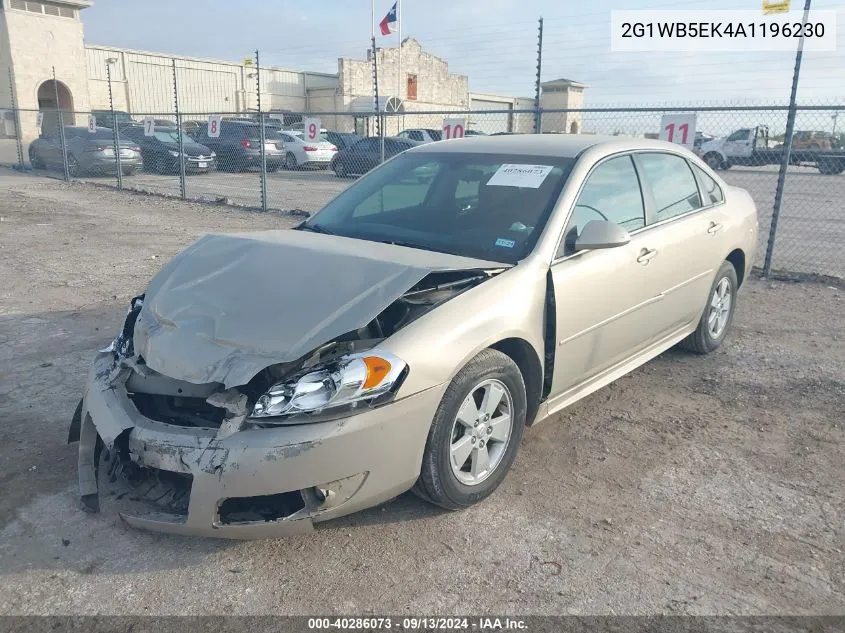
562, 155, 645, 256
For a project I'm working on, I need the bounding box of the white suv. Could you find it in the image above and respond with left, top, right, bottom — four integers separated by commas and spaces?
397, 128, 443, 143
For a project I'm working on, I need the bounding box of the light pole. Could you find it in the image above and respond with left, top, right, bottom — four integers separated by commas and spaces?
832, 112, 838, 136
106, 57, 122, 189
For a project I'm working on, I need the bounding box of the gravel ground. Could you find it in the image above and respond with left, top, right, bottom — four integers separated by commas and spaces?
0, 169, 843, 615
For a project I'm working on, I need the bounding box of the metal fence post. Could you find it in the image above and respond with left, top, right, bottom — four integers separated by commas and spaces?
172, 59, 186, 200
255, 49, 267, 212
106, 60, 123, 190
53, 67, 70, 181
534, 17, 544, 134
8, 67, 24, 168
764, 0, 811, 277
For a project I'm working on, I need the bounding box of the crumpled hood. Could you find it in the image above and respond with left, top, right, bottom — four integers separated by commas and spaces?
132, 230, 506, 388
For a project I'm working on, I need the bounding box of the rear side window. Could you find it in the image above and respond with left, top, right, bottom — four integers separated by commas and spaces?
637, 153, 702, 222
692, 164, 724, 205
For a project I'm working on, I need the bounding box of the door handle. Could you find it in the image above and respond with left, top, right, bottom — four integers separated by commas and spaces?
707, 222, 723, 235
636, 248, 658, 264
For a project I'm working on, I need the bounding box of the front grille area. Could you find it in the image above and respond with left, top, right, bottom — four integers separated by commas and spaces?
129, 392, 226, 429
218, 491, 306, 525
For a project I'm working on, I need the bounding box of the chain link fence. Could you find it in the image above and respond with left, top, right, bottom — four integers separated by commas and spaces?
1, 72, 843, 280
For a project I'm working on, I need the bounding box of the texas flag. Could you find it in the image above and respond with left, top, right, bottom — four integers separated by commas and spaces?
379, 2, 398, 35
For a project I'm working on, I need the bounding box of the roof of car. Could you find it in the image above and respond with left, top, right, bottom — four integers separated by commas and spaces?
408, 134, 695, 158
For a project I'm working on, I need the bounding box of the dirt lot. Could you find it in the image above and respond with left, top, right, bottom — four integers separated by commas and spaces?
0, 169, 843, 615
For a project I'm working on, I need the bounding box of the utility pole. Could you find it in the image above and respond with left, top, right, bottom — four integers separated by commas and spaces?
106, 58, 123, 190
534, 17, 544, 134
763, 0, 812, 276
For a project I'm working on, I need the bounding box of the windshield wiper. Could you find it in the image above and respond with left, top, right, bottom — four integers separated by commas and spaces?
369, 238, 458, 256
297, 222, 334, 235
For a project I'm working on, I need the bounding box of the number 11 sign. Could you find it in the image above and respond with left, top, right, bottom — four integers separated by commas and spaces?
659, 114, 696, 149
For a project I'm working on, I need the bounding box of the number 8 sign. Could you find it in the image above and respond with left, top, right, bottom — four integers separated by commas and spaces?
208, 114, 222, 138
659, 113, 697, 149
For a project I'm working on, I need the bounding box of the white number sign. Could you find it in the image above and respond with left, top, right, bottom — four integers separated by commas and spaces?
143, 116, 156, 136
442, 118, 466, 140
302, 117, 321, 142
87, 114, 97, 133
36, 111, 44, 130
208, 114, 223, 138
659, 114, 697, 149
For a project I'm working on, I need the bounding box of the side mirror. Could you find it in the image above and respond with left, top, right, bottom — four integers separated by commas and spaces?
574, 220, 631, 252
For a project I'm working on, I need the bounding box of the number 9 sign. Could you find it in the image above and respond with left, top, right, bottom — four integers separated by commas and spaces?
302, 117, 321, 142
659, 114, 697, 149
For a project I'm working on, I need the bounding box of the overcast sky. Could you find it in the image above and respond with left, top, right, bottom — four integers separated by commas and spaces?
81, 0, 843, 106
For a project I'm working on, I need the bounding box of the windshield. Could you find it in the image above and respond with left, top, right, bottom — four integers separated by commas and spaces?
153, 130, 181, 143
304, 152, 574, 264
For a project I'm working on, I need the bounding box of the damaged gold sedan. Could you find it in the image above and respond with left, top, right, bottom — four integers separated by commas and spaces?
70, 135, 758, 538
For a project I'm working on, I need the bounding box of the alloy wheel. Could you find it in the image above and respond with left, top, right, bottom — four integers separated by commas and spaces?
449, 379, 513, 486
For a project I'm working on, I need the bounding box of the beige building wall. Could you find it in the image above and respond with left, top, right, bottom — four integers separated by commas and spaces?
540, 79, 586, 134
339, 38, 469, 135
2, 0, 91, 148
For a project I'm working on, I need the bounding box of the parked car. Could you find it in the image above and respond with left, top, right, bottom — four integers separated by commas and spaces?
182, 120, 208, 139
277, 131, 337, 170
324, 131, 363, 151
397, 128, 442, 143
791, 130, 834, 151
191, 120, 285, 171
92, 110, 133, 130
330, 136, 420, 177
28, 126, 142, 176
464, 130, 487, 137
70, 135, 758, 538
120, 125, 217, 174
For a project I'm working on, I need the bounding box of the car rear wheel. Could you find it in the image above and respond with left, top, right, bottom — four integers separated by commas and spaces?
333, 161, 348, 178
66, 154, 80, 177
703, 153, 724, 170
680, 261, 738, 355
285, 153, 299, 170
28, 147, 44, 169
413, 349, 526, 510
122, 167, 136, 176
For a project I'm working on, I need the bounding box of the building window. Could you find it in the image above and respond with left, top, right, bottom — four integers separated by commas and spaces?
9, 1, 76, 18
406, 74, 417, 100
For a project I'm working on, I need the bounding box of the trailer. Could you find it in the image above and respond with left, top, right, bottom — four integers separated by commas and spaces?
699, 125, 845, 175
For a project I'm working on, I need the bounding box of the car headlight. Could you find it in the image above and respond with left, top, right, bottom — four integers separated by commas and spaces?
210, 151, 217, 158
168, 150, 180, 157
250, 350, 407, 421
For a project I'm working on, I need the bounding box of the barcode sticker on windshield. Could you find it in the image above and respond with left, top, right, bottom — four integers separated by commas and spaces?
486, 164, 554, 188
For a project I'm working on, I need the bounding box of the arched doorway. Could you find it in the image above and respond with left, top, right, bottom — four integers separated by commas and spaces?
37, 80, 74, 134
569, 121, 579, 134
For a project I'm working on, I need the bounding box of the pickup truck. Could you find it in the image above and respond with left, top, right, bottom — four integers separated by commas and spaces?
699, 125, 845, 175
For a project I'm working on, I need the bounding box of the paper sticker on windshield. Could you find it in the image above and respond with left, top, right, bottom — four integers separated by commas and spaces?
495, 238, 516, 248
486, 164, 554, 188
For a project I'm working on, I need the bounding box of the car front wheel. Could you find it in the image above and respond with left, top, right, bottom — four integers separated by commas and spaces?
414, 349, 526, 510
680, 260, 738, 354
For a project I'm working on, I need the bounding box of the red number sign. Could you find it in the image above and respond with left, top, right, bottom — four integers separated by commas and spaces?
442, 118, 467, 140
658, 114, 696, 149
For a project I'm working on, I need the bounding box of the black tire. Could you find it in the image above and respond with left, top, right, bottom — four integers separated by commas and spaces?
334, 161, 348, 178
703, 153, 724, 170
818, 159, 844, 176
66, 154, 80, 177
285, 152, 298, 170
680, 261, 738, 355
122, 167, 136, 176
413, 349, 527, 510
154, 156, 171, 174
28, 148, 45, 169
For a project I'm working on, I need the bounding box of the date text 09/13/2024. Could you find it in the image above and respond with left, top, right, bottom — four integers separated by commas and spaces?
307, 617, 528, 630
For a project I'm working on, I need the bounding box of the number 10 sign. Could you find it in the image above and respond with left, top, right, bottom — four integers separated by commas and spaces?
659, 114, 696, 149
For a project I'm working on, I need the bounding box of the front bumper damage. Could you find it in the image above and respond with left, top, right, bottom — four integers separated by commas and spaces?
76, 352, 444, 538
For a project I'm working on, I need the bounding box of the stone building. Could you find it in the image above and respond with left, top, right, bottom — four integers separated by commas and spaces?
539, 77, 586, 134
0, 0, 586, 158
